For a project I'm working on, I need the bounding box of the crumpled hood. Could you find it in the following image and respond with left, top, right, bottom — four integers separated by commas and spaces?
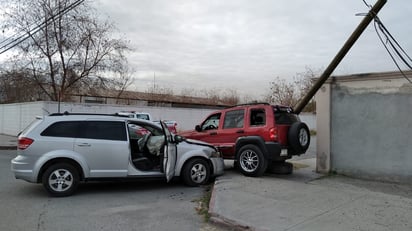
177, 129, 197, 137
183, 138, 217, 151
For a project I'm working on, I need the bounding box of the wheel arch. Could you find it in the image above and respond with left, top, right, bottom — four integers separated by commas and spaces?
178, 156, 213, 177
37, 158, 84, 183
235, 136, 268, 160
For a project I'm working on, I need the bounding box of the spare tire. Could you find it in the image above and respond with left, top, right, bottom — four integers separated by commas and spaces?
288, 122, 310, 154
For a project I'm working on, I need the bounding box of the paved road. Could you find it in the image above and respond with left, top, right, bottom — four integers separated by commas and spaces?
0, 150, 224, 231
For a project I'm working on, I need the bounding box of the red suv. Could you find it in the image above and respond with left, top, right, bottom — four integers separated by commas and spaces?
179, 103, 310, 176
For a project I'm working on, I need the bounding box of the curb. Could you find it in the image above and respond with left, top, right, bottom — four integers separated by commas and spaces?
208, 179, 254, 231
0, 146, 16, 150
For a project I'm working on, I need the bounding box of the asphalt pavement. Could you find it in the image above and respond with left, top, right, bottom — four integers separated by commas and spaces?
0, 134, 17, 150
3, 134, 412, 231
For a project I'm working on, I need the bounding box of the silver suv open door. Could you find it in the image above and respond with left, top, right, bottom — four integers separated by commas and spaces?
161, 121, 177, 182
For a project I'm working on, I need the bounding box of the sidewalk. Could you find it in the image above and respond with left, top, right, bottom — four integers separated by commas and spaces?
210, 158, 412, 231
0, 134, 17, 150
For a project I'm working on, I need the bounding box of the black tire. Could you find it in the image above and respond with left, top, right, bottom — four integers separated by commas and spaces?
288, 122, 310, 154
266, 161, 293, 175
182, 158, 210, 187
42, 163, 80, 197
236, 144, 268, 177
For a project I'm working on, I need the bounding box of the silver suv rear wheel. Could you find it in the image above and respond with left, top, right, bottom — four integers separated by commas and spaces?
42, 163, 79, 197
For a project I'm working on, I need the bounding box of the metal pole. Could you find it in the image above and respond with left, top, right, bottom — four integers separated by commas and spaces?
294, 0, 387, 114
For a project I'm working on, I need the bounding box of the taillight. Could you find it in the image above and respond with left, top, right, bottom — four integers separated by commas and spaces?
269, 127, 278, 140
18, 137, 34, 150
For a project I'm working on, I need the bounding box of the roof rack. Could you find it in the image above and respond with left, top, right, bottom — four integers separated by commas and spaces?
227, 102, 270, 108
49, 111, 121, 117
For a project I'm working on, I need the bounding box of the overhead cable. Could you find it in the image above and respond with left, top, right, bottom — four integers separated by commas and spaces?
0, 0, 85, 54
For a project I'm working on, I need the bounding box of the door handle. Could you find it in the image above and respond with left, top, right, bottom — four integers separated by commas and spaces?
77, 143, 91, 147
236, 130, 244, 134
209, 132, 217, 135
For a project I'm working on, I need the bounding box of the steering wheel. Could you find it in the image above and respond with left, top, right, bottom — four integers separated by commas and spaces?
206, 124, 216, 130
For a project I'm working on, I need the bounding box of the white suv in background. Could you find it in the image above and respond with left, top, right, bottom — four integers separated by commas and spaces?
118, 111, 152, 121
11, 113, 224, 197
117, 111, 178, 133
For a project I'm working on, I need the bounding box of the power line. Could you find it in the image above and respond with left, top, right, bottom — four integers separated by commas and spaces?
0, 0, 85, 55
362, 0, 412, 84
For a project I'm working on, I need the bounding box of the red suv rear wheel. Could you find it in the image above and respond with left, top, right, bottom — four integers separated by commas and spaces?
237, 144, 268, 177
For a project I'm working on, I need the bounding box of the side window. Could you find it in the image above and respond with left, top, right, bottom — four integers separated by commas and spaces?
128, 124, 148, 139
250, 109, 266, 126
41, 121, 80, 138
128, 123, 162, 139
201, 113, 221, 130
79, 121, 127, 141
223, 109, 244, 129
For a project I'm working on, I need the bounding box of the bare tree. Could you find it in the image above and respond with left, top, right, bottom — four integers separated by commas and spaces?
1, 0, 130, 101
0, 69, 43, 103
267, 76, 298, 106
180, 88, 197, 97
145, 83, 174, 97
221, 88, 240, 105
200, 89, 220, 104
106, 64, 135, 103
267, 67, 319, 112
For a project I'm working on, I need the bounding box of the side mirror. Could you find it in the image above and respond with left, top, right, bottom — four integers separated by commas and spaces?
195, 125, 201, 132
173, 135, 185, 143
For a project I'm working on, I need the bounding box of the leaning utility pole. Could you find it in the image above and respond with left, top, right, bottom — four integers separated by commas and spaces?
294, 0, 387, 114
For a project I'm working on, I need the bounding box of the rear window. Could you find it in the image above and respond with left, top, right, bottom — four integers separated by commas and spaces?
19, 117, 43, 136
273, 107, 299, 125
41, 121, 79, 138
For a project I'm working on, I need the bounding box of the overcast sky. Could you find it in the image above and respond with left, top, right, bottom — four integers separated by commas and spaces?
93, 0, 412, 99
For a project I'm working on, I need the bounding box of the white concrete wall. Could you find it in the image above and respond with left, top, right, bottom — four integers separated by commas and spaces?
315, 72, 412, 183
330, 83, 412, 183
315, 84, 331, 174
43, 102, 216, 131
0, 102, 217, 135
299, 112, 316, 132
0, 101, 317, 136
0, 102, 45, 135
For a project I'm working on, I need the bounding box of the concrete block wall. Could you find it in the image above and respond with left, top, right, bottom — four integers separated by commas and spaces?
316, 71, 412, 183
331, 86, 412, 183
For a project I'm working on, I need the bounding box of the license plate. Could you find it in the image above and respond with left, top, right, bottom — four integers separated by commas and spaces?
280, 149, 288, 156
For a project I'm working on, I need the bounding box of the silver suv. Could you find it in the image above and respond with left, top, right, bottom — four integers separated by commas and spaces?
11, 113, 224, 197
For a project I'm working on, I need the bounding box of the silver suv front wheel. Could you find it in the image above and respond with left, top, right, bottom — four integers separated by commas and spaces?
182, 158, 210, 186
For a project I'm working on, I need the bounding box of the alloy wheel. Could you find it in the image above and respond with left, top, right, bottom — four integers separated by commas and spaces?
190, 163, 207, 184
240, 150, 259, 173
48, 169, 74, 192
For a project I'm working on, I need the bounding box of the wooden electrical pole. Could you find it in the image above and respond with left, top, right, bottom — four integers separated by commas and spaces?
294, 0, 387, 114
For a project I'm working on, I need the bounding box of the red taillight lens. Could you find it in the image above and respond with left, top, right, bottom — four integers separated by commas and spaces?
269, 127, 278, 140
18, 137, 34, 150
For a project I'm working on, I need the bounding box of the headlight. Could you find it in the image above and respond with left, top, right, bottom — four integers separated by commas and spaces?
210, 150, 221, 158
